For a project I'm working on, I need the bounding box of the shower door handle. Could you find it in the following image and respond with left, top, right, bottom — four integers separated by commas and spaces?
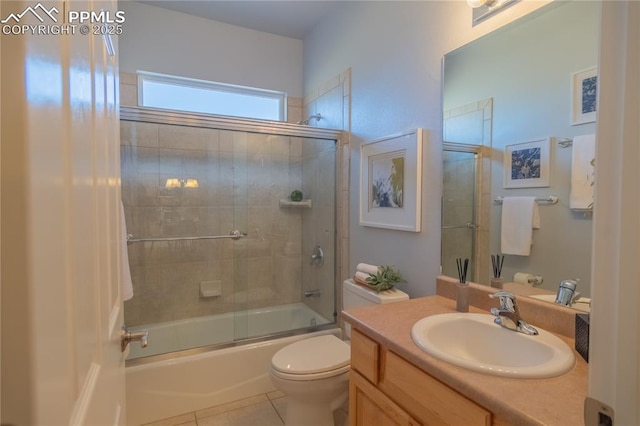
121, 324, 148, 352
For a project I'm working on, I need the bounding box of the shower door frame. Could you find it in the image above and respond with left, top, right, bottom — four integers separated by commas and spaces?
441, 142, 490, 284
121, 106, 345, 365
120, 107, 343, 140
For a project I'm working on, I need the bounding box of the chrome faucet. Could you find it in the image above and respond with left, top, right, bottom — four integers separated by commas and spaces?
489, 291, 538, 335
555, 279, 579, 306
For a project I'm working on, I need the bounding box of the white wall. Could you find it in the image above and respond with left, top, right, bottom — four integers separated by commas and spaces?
304, 0, 551, 297
444, 1, 598, 295
118, 1, 304, 97
307, 1, 640, 421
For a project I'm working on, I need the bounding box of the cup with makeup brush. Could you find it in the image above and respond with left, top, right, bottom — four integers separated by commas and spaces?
456, 257, 469, 312
491, 254, 504, 289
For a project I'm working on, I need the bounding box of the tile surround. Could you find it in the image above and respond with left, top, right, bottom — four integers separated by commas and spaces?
121, 70, 350, 332
436, 275, 576, 338
122, 120, 341, 327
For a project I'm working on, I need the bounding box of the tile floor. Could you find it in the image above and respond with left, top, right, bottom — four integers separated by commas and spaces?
142, 391, 348, 426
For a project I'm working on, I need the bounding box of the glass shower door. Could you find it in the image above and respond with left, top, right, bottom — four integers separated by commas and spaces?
232, 132, 338, 341
121, 116, 339, 360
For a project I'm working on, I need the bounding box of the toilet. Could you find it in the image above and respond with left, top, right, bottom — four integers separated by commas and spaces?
270, 279, 409, 426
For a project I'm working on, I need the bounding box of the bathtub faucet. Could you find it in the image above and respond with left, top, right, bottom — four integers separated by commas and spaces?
304, 289, 322, 298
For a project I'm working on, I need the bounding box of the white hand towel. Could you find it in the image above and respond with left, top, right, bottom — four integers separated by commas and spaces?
356, 263, 380, 275
500, 197, 539, 256
121, 201, 134, 301
355, 271, 372, 283
570, 134, 596, 210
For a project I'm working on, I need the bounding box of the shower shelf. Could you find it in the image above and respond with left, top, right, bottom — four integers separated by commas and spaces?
279, 199, 312, 208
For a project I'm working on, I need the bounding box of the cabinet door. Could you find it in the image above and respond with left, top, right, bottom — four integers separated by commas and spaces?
351, 329, 380, 384
350, 371, 422, 426
381, 351, 491, 426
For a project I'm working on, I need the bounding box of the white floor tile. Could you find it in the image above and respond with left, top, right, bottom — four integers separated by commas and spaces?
197, 400, 284, 426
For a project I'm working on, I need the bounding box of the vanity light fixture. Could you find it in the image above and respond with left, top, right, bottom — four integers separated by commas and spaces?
164, 178, 199, 188
184, 179, 199, 188
165, 178, 181, 188
469, 0, 519, 25
467, 0, 498, 8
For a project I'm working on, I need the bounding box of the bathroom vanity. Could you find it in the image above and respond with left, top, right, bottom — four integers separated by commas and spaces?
343, 281, 588, 426
350, 327, 490, 425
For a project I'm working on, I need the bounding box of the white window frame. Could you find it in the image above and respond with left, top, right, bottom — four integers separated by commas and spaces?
137, 71, 287, 121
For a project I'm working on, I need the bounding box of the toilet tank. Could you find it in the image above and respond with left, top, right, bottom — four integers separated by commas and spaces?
342, 279, 409, 339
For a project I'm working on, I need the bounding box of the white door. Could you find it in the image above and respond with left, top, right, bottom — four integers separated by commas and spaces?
1, 0, 126, 424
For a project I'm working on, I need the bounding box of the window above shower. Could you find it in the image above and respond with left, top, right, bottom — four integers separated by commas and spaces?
137, 71, 287, 121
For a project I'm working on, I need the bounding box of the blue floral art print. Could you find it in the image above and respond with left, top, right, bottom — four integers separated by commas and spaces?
582, 76, 597, 114
511, 148, 541, 180
371, 156, 404, 208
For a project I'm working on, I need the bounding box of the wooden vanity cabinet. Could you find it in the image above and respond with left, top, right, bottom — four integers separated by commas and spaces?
349, 329, 492, 426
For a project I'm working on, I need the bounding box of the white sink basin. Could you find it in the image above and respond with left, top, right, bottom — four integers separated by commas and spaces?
411, 313, 575, 378
530, 294, 591, 313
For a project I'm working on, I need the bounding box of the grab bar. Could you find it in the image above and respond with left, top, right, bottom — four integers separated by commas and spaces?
442, 221, 478, 230
127, 229, 247, 245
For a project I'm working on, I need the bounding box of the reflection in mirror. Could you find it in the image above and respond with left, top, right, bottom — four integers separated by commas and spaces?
441, 141, 492, 284
441, 148, 478, 281
442, 1, 599, 301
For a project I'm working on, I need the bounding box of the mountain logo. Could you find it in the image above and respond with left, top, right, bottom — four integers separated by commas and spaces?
1, 3, 59, 24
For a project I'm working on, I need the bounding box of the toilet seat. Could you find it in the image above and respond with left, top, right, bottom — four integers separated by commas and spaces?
271, 363, 350, 381
271, 335, 350, 381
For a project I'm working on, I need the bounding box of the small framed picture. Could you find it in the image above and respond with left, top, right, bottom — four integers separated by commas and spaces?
503, 138, 550, 189
571, 66, 597, 125
359, 129, 425, 232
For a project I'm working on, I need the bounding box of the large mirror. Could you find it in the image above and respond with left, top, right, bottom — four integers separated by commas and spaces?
442, 1, 599, 304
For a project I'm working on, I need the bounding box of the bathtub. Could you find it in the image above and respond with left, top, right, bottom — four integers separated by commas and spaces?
125, 303, 338, 425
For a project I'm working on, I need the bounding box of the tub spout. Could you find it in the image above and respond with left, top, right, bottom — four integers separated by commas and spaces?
304, 290, 321, 298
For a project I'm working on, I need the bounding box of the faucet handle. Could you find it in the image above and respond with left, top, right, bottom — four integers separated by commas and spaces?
489, 291, 516, 312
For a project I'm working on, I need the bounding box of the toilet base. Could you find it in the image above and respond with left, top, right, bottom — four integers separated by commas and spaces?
270, 370, 348, 426
285, 394, 347, 426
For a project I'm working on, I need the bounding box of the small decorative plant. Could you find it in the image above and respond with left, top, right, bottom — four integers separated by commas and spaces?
290, 190, 303, 202
365, 265, 406, 292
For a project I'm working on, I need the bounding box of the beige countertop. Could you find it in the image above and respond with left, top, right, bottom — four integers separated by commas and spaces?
342, 294, 588, 426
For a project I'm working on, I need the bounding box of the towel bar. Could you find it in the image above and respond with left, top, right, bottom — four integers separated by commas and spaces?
494, 195, 559, 205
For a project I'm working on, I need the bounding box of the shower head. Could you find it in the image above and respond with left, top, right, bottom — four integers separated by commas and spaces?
297, 113, 322, 125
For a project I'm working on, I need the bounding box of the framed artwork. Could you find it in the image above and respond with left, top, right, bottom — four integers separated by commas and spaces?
503, 138, 550, 188
571, 66, 597, 125
359, 129, 425, 232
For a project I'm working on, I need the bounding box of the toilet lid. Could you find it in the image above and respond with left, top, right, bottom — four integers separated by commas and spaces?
271, 335, 350, 375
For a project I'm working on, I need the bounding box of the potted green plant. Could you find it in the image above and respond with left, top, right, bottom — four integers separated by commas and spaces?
365, 265, 406, 292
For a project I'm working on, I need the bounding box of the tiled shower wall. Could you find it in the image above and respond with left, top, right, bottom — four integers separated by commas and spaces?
300, 140, 337, 322
121, 120, 335, 327
303, 69, 351, 322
